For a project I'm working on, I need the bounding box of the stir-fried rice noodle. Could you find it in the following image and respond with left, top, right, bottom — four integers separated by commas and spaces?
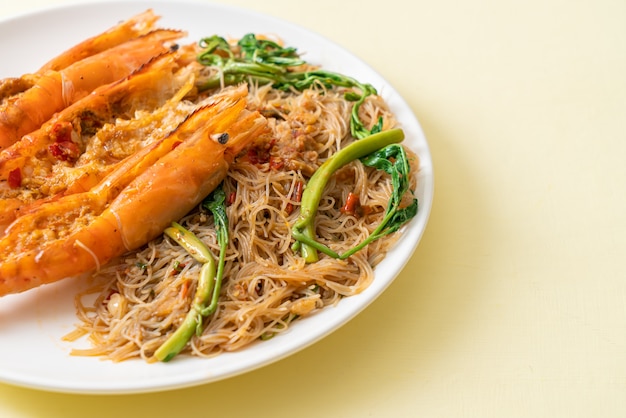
65, 78, 419, 362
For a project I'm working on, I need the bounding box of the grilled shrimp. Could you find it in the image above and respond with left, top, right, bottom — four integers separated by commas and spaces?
38, 9, 160, 73
0, 51, 198, 233
0, 10, 158, 102
0, 29, 185, 150
0, 86, 268, 297
0, 75, 37, 102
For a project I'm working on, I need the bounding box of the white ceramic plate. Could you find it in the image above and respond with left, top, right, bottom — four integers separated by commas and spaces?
0, 0, 433, 394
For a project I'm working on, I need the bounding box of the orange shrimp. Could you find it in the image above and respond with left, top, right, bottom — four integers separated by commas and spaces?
0, 86, 268, 297
38, 9, 160, 73
0, 29, 185, 150
0, 51, 194, 181
0, 51, 199, 233
0, 198, 21, 234
0, 75, 37, 102
0, 9, 159, 102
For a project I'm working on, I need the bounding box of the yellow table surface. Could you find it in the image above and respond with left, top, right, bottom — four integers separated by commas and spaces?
1, 0, 624, 416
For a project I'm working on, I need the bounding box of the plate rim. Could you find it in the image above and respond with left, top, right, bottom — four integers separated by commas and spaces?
0, 0, 434, 394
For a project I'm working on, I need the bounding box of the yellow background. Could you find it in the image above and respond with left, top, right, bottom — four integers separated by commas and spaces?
1, 0, 624, 416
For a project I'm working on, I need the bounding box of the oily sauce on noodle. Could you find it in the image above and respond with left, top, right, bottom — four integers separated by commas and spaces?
65, 82, 419, 362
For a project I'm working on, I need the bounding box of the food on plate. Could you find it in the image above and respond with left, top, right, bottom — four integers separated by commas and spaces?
0, 84, 266, 296
0, 11, 183, 150
0, 10, 159, 103
0, 10, 420, 363
37, 9, 160, 73
0, 49, 199, 231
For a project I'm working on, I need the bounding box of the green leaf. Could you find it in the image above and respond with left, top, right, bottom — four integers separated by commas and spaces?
290, 129, 417, 261
196, 33, 381, 138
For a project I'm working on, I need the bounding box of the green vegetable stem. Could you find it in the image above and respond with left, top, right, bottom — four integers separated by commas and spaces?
154, 187, 229, 362
153, 260, 215, 362
291, 128, 417, 263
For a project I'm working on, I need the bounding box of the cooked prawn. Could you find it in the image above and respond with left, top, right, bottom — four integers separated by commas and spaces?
0, 51, 199, 233
0, 10, 159, 102
0, 75, 37, 102
0, 86, 267, 297
0, 29, 185, 150
38, 9, 160, 73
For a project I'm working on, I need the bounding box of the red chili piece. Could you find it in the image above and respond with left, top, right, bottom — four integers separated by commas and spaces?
247, 139, 276, 165
48, 121, 80, 162
227, 191, 236, 206
7, 168, 21, 189
49, 141, 81, 162
285, 181, 304, 215
50, 121, 73, 142
269, 156, 284, 170
341, 192, 363, 217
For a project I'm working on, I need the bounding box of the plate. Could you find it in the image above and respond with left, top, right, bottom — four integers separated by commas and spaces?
0, 0, 433, 394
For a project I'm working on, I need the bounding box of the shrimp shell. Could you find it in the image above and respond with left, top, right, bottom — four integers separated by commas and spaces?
0, 9, 159, 103
38, 9, 160, 73
0, 86, 268, 297
0, 51, 196, 233
0, 29, 185, 150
